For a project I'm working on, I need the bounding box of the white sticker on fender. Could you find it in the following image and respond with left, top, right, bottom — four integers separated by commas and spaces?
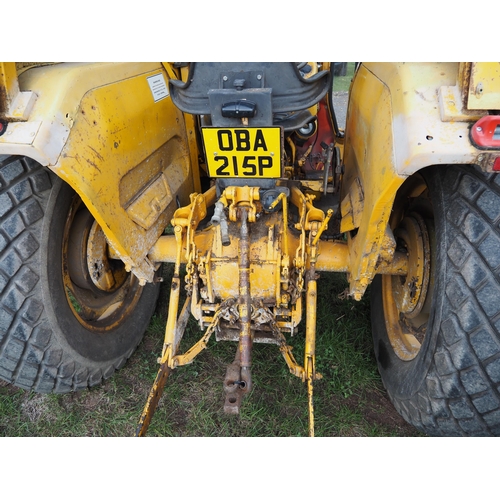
147, 74, 169, 102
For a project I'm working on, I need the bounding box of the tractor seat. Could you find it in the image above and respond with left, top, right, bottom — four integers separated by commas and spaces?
168, 62, 331, 131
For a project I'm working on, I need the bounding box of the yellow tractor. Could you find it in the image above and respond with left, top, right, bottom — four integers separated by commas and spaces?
1, 62, 500, 436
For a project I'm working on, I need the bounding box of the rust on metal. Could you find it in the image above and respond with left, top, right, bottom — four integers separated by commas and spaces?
136, 361, 172, 436
238, 208, 252, 371
381, 177, 434, 362
391, 213, 430, 318
147, 232, 409, 276
221, 207, 254, 415
223, 350, 246, 414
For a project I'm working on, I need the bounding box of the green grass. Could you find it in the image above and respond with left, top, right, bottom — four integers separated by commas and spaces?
0, 265, 422, 437
332, 62, 357, 92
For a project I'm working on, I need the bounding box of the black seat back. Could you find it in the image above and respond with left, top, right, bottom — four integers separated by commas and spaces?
169, 63, 331, 130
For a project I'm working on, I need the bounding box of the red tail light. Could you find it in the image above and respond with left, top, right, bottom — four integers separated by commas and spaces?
471, 115, 500, 149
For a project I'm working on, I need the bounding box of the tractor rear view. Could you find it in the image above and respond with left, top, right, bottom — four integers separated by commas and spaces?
1, 62, 500, 436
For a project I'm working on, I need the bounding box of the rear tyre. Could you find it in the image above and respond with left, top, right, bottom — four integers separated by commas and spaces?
371, 165, 500, 436
0, 155, 160, 393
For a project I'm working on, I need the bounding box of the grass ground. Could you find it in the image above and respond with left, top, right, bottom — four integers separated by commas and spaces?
0, 266, 421, 437
333, 62, 357, 92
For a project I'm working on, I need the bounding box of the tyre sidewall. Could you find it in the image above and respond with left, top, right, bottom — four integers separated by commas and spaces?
371, 167, 448, 399
40, 176, 159, 367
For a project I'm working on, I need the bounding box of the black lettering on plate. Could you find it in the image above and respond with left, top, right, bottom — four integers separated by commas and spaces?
258, 156, 273, 175
214, 156, 230, 175
217, 130, 233, 151
242, 156, 257, 176
254, 129, 268, 151
235, 129, 250, 151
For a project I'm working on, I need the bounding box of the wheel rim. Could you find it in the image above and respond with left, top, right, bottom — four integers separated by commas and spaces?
381, 175, 435, 361
62, 195, 143, 331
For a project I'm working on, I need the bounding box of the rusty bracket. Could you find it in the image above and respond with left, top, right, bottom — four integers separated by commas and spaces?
223, 350, 250, 414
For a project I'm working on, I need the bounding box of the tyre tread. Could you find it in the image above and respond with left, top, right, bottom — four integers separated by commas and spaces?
0, 156, 150, 394
397, 166, 500, 435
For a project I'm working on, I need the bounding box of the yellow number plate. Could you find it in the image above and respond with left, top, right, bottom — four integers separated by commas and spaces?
202, 127, 281, 178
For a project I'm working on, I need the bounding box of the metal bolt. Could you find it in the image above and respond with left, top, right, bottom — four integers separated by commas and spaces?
257, 74, 262, 80
223, 76, 228, 81
477, 126, 483, 132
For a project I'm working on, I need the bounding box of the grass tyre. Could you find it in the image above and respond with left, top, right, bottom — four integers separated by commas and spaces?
0, 155, 160, 393
371, 165, 500, 436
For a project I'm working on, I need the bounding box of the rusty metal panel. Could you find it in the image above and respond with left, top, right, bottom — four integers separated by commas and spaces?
0, 62, 36, 121
467, 62, 500, 110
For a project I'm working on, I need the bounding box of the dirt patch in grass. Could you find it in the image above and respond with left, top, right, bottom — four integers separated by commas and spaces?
20, 393, 53, 423
345, 389, 423, 436
0, 379, 19, 394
